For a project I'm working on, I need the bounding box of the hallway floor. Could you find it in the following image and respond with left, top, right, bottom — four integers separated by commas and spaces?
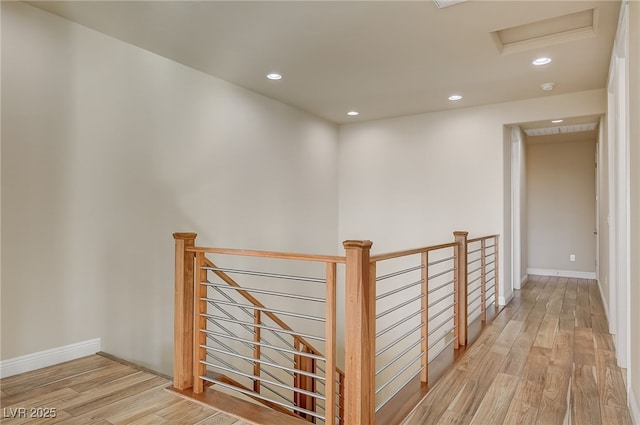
402, 275, 633, 425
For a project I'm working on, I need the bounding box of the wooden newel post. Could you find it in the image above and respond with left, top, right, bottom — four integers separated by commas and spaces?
454, 231, 468, 347
173, 232, 197, 390
343, 240, 375, 425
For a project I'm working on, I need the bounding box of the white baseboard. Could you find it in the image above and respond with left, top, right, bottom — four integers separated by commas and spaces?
0, 338, 101, 378
630, 385, 640, 425
527, 268, 597, 280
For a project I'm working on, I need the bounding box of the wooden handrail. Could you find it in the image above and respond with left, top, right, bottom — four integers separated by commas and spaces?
187, 246, 346, 264
369, 242, 458, 262
467, 234, 499, 244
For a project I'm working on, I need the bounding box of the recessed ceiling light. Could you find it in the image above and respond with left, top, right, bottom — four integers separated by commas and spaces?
347, 111, 359, 116
266, 73, 282, 80
551, 119, 564, 123
448, 95, 463, 101
540, 82, 555, 91
532, 57, 552, 66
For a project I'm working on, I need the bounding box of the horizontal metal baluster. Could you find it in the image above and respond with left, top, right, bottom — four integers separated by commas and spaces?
467, 266, 482, 276
376, 323, 423, 357
429, 337, 455, 361
468, 292, 483, 308
201, 376, 325, 421
428, 278, 455, 294
202, 344, 326, 381
428, 313, 455, 336
376, 264, 424, 282
203, 297, 325, 323
467, 275, 482, 287
377, 294, 423, 320
376, 309, 425, 338
428, 255, 455, 266
467, 256, 483, 266
206, 300, 293, 365
204, 333, 294, 383
428, 291, 454, 308
202, 313, 325, 342
210, 286, 294, 363
202, 329, 325, 362
375, 352, 423, 395
205, 352, 291, 403
376, 338, 424, 376
428, 301, 456, 322
485, 260, 496, 267
467, 302, 482, 319
375, 367, 424, 413
203, 266, 325, 284
428, 267, 455, 281
202, 360, 325, 401
468, 283, 482, 297
467, 247, 483, 254
428, 328, 455, 350
376, 279, 423, 301
204, 281, 325, 303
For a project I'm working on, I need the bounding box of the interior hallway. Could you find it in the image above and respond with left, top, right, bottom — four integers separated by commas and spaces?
402, 275, 632, 425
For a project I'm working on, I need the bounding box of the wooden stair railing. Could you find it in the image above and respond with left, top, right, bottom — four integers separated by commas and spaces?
174, 233, 344, 424
174, 231, 500, 425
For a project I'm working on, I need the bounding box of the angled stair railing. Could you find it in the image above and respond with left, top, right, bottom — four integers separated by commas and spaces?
173, 232, 500, 425
173, 233, 344, 424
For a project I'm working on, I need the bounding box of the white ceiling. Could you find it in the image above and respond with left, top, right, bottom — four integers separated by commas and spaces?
27, 0, 620, 125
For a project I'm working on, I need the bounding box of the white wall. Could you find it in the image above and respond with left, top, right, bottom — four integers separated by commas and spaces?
1, 2, 338, 375
627, 0, 640, 419
526, 138, 597, 275
338, 90, 606, 304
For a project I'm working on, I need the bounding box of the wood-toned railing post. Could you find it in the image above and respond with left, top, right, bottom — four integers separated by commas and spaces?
420, 252, 429, 384
454, 231, 468, 347
253, 310, 261, 393
173, 232, 197, 390
193, 251, 207, 394
481, 239, 487, 322
494, 235, 500, 308
343, 240, 375, 425
294, 343, 316, 421
325, 262, 337, 425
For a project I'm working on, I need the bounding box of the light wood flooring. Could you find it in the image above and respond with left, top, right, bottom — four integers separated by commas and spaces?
0, 354, 249, 424
402, 275, 633, 425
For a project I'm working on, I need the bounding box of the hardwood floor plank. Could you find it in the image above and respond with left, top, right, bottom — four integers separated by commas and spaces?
550, 330, 574, 369
0, 356, 114, 395
575, 280, 592, 328
513, 347, 551, 406
574, 327, 596, 366
491, 321, 524, 355
63, 375, 168, 417
502, 398, 538, 425
572, 364, 601, 425
533, 314, 559, 349
600, 404, 633, 425
595, 349, 628, 409
536, 365, 571, 425
434, 410, 473, 425
468, 373, 519, 425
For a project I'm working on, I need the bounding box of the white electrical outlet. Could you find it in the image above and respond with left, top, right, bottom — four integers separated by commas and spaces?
570, 254, 576, 262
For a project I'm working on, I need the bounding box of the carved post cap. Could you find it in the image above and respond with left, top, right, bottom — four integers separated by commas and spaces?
342, 240, 373, 249
173, 232, 197, 240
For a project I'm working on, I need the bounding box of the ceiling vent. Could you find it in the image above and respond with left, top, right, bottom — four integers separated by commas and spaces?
492, 8, 597, 54
433, 0, 468, 9
524, 122, 597, 137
